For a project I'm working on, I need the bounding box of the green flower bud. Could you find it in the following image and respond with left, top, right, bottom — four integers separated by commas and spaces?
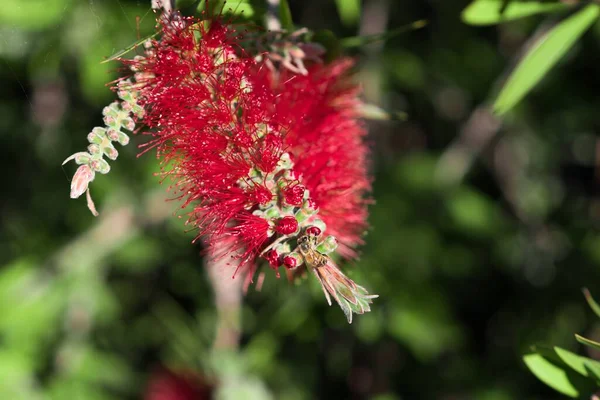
316, 235, 338, 255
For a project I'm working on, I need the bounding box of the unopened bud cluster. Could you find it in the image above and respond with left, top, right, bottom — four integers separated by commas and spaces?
63, 80, 142, 214
241, 153, 339, 274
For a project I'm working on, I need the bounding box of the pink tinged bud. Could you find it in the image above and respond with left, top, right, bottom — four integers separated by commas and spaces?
90, 158, 110, 174
283, 252, 303, 269
88, 127, 106, 144
122, 117, 135, 131
121, 101, 132, 112
276, 216, 299, 235
106, 128, 120, 142
305, 226, 321, 237
103, 145, 119, 161
88, 144, 101, 155
117, 131, 130, 146
62, 152, 90, 166
283, 185, 305, 206
103, 115, 116, 126
70, 165, 95, 199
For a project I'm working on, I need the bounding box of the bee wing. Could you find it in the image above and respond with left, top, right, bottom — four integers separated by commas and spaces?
312, 267, 332, 306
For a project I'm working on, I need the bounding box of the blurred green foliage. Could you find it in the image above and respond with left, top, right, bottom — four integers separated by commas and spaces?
3, 0, 600, 399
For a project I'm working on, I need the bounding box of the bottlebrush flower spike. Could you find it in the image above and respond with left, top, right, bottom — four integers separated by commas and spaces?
64, 11, 377, 323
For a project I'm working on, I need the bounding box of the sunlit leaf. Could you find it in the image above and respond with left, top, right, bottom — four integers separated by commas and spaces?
335, 0, 360, 26
523, 353, 579, 397
553, 346, 600, 381
462, 0, 569, 26
494, 4, 600, 115
583, 288, 600, 318
279, 0, 294, 30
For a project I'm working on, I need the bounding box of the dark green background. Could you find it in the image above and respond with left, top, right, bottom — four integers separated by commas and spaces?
2, 0, 600, 398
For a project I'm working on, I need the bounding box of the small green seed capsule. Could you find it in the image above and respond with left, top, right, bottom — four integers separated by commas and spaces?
90, 158, 110, 174
88, 144, 101, 155
117, 131, 130, 146
103, 145, 118, 161
316, 235, 338, 255
87, 127, 106, 144
74, 152, 91, 165
122, 117, 135, 131
265, 207, 280, 219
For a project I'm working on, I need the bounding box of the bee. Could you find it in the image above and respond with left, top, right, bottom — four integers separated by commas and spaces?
296, 232, 378, 324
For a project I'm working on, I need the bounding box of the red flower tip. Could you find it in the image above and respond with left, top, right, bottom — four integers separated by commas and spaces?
283, 184, 306, 206
276, 216, 299, 235
252, 185, 273, 206
282, 255, 297, 269
305, 226, 321, 237
265, 249, 280, 268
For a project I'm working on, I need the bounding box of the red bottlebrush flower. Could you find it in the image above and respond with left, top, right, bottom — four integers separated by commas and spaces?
273, 59, 371, 259
114, 14, 376, 322
145, 368, 212, 400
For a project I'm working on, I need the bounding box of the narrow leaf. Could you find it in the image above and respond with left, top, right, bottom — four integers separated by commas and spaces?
358, 103, 408, 121
583, 288, 600, 318
102, 32, 160, 64
553, 346, 600, 381
524, 353, 579, 397
494, 4, 600, 115
576, 334, 600, 352
279, 0, 294, 31
462, 0, 569, 26
335, 0, 361, 26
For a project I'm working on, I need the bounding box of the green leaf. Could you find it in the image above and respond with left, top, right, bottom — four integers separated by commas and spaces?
335, 0, 361, 26
494, 4, 600, 115
312, 29, 342, 62
583, 288, 600, 318
462, 0, 569, 26
523, 353, 580, 397
576, 334, 600, 352
553, 346, 600, 381
279, 0, 294, 30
